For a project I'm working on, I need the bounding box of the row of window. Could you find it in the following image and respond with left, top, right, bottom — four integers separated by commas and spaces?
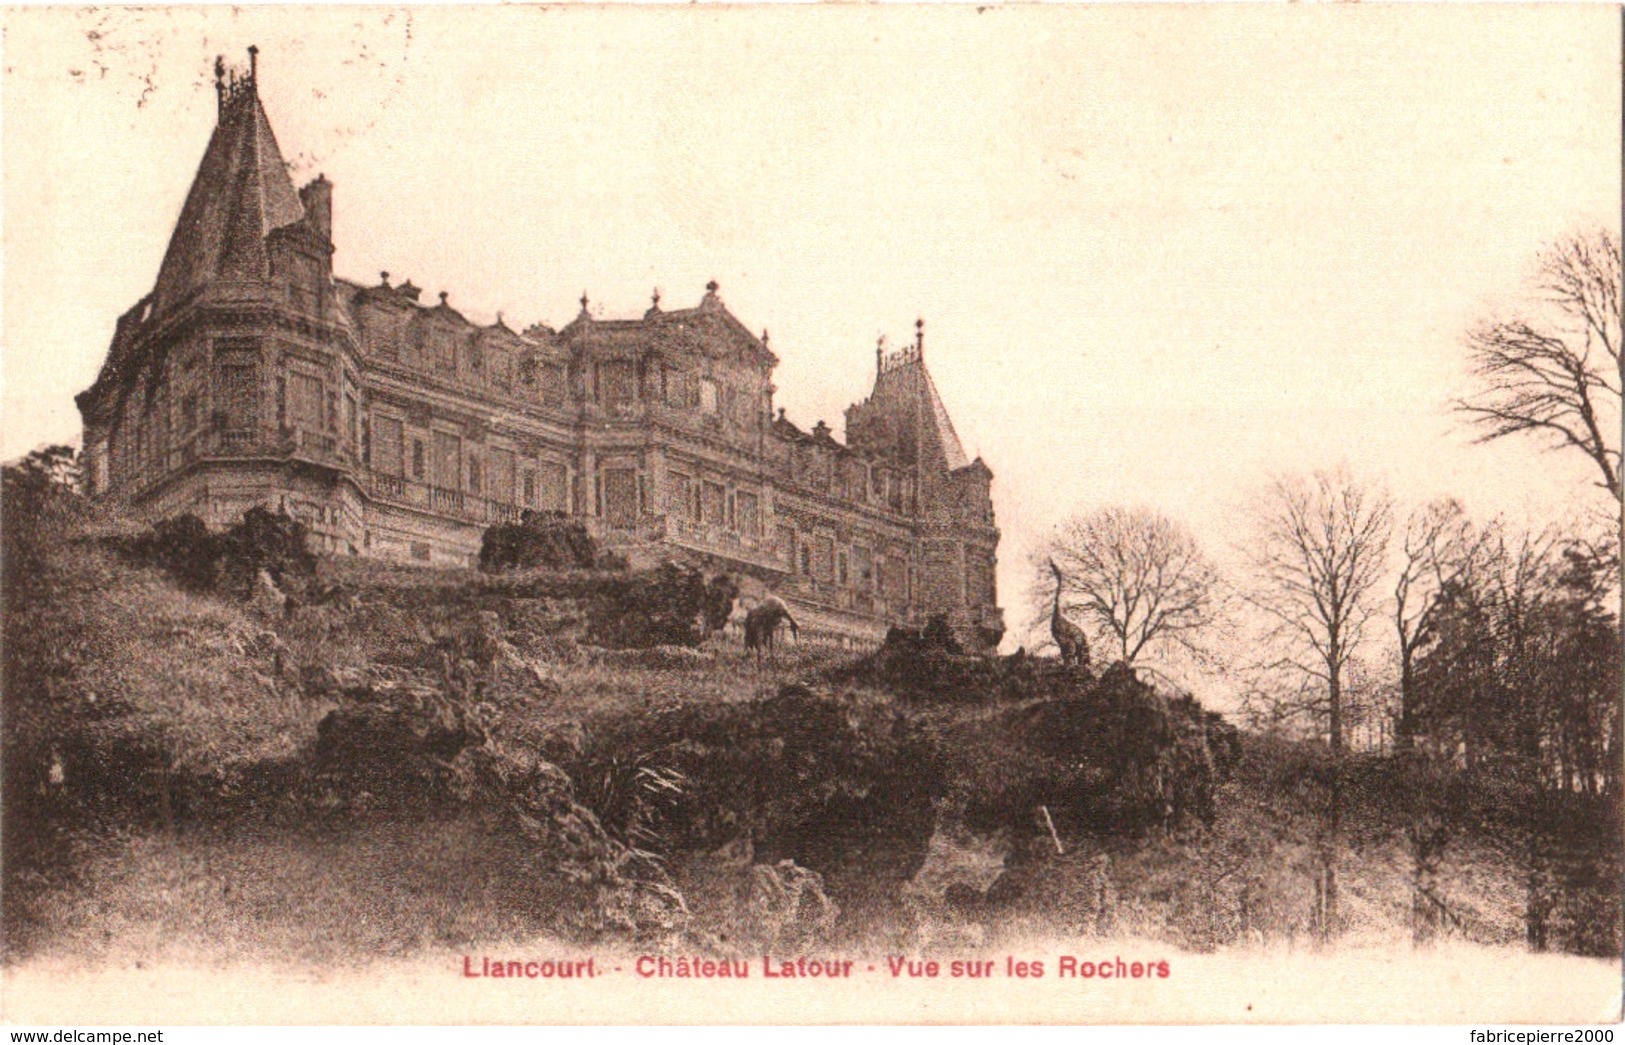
367, 314, 573, 404
590, 360, 763, 433
664, 473, 762, 535
780, 445, 914, 513
366, 313, 571, 403
778, 524, 912, 600
368, 414, 570, 510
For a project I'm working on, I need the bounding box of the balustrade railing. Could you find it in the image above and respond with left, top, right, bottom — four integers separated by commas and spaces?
296, 429, 339, 459
486, 500, 522, 525
151, 428, 260, 477
217, 429, 257, 453
371, 472, 407, 500
364, 471, 534, 527
429, 486, 464, 513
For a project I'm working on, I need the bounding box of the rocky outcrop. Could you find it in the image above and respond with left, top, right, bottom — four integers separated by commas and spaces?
570, 683, 943, 920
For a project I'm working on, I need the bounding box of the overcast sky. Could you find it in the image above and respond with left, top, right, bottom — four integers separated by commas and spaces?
4, 5, 1619, 645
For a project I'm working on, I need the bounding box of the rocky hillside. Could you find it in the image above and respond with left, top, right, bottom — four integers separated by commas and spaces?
2, 514, 1585, 965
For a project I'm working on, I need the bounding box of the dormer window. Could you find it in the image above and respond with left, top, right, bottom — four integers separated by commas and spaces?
542, 363, 566, 407
664, 369, 697, 410
700, 378, 718, 415
602, 360, 636, 409
431, 327, 456, 374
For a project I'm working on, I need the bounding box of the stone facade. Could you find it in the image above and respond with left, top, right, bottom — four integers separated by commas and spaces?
75, 54, 1004, 651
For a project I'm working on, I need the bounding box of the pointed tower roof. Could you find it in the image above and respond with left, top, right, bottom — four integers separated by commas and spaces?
919, 364, 971, 471
849, 320, 972, 474
867, 354, 971, 472
150, 51, 305, 314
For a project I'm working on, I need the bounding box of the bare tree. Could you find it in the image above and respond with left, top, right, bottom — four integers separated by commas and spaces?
1243, 467, 1395, 752
1241, 466, 1393, 940
1456, 227, 1622, 503
1037, 505, 1226, 671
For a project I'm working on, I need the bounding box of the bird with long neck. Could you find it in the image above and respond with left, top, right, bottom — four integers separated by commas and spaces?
1048, 559, 1090, 669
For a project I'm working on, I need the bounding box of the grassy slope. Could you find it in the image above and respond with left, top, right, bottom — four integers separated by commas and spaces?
7, 534, 1535, 966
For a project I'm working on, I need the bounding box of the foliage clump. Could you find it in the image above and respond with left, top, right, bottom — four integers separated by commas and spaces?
124, 507, 315, 595
943, 662, 1240, 839
583, 564, 736, 649
2, 445, 86, 602
479, 510, 602, 572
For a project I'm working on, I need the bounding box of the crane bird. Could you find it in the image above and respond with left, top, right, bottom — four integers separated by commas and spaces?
1048, 559, 1090, 670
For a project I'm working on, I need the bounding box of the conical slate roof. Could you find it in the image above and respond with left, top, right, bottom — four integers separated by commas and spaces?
919, 364, 971, 472
868, 353, 972, 473
151, 82, 305, 313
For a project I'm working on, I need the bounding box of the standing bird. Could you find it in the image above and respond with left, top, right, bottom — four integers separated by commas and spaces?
1048, 559, 1090, 670
744, 595, 800, 667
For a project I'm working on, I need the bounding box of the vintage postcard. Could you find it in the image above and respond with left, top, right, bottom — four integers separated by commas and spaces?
2, 4, 1620, 1027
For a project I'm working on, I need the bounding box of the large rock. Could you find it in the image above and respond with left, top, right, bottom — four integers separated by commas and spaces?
314, 696, 482, 806
572, 683, 943, 916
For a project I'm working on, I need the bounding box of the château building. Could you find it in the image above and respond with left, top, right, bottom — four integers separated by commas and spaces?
75, 52, 1004, 651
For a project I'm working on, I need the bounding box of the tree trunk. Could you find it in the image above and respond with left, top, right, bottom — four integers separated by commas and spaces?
1329, 665, 1344, 753
1524, 783, 1554, 952
1323, 765, 1341, 940
1409, 787, 1449, 948
1397, 651, 1415, 752
1525, 833, 1550, 951
1309, 648, 1344, 944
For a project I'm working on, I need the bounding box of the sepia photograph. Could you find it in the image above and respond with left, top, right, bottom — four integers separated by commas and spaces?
1, 4, 1620, 1027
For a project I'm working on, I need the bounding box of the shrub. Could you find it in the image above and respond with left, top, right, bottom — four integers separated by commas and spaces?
315, 675, 686, 942
701, 573, 740, 634
149, 514, 220, 592
218, 507, 315, 593
585, 563, 710, 649
130, 508, 314, 596
480, 511, 600, 572
1, 445, 86, 604
946, 663, 1236, 840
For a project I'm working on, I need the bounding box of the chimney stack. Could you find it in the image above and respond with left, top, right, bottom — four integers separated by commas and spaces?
300, 174, 333, 244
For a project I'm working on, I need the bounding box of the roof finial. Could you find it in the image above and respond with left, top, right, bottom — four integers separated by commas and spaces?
651, 287, 661, 309
247, 45, 259, 83
379, 271, 390, 287
915, 316, 924, 354
580, 291, 590, 313
706, 279, 719, 295
438, 291, 449, 306
214, 55, 226, 118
